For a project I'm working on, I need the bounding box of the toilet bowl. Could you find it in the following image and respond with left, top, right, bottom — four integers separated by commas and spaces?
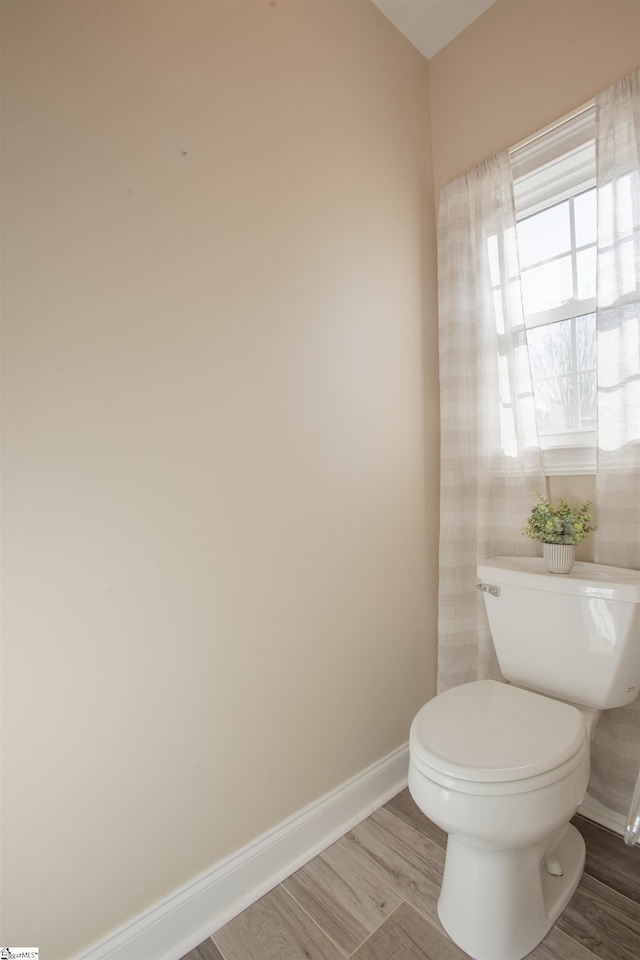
409, 680, 590, 960
408, 557, 640, 960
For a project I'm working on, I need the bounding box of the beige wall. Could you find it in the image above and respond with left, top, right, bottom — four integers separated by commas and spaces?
1, 2, 437, 956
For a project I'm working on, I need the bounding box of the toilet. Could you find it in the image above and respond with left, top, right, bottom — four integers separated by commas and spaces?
409, 556, 640, 960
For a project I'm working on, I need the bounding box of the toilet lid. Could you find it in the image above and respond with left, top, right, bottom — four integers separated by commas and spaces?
410, 680, 587, 783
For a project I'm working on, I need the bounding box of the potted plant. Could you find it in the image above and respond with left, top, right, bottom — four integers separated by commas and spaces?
523, 492, 596, 573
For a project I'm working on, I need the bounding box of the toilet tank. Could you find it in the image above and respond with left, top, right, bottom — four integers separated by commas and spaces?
477, 557, 640, 710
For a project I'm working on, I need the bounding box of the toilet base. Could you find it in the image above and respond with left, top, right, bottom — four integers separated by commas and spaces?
437, 822, 585, 960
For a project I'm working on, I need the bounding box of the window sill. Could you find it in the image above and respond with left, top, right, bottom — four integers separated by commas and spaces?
541, 433, 596, 476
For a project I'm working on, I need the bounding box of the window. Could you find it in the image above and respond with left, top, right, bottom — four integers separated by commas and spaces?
511, 106, 597, 474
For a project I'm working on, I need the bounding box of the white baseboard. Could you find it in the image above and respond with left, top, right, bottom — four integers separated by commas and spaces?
578, 792, 626, 836
73, 743, 409, 960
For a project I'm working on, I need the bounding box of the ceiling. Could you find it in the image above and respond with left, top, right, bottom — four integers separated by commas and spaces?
371, 0, 496, 60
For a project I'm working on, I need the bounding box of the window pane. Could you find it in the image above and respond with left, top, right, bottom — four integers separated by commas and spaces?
579, 371, 597, 429
517, 201, 571, 268
574, 189, 597, 247
526, 319, 572, 379
521, 256, 573, 314
577, 247, 596, 300
527, 320, 577, 434
526, 315, 596, 436
532, 375, 575, 433
576, 313, 596, 371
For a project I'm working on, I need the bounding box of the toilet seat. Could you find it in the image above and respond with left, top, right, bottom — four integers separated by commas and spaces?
410, 680, 588, 794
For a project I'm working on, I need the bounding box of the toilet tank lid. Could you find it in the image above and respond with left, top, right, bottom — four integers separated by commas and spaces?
478, 557, 640, 602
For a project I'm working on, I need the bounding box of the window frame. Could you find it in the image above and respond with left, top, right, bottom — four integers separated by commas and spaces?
511, 104, 597, 476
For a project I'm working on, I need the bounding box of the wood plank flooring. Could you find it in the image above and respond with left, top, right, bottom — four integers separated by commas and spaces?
181, 789, 640, 960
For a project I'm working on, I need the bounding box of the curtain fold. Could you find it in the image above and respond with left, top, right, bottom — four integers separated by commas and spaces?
437, 152, 545, 694
590, 70, 640, 817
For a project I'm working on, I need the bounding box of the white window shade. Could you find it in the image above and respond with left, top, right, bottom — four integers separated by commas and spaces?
511, 103, 594, 169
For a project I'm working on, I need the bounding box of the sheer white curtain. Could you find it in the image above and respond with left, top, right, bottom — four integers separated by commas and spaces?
437, 152, 545, 693
437, 72, 640, 824
590, 70, 640, 817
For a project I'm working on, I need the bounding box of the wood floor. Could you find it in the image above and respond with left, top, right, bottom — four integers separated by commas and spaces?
181, 788, 640, 960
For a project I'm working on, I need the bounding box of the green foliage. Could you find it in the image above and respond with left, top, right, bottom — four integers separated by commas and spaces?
523, 492, 596, 545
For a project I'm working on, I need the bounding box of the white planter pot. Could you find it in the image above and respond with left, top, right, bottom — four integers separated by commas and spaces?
542, 543, 575, 574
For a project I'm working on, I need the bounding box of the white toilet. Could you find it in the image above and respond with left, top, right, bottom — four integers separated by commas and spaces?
409, 556, 640, 960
